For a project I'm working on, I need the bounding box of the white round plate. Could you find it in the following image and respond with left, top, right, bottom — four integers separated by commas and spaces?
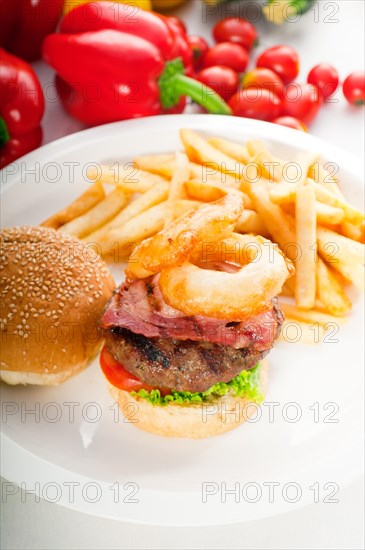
1, 115, 364, 525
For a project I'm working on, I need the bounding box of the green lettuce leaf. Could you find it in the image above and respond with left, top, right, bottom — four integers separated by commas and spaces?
131, 363, 264, 406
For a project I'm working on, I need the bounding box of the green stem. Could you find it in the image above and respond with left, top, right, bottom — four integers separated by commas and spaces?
171, 73, 232, 115
0, 117, 10, 148
158, 58, 232, 116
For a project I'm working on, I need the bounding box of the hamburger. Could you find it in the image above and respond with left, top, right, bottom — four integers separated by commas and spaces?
0, 226, 115, 385
100, 194, 293, 438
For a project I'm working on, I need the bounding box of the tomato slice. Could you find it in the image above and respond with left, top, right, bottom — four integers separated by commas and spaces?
100, 346, 152, 392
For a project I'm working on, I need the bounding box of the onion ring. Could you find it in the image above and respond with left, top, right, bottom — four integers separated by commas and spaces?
126, 192, 244, 280
158, 234, 294, 321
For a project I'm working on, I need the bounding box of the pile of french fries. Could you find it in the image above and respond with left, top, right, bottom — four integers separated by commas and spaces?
41, 129, 365, 343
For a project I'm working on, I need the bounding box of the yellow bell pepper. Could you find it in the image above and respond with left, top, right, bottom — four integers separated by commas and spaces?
151, 0, 189, 11
63, 0, 152, 15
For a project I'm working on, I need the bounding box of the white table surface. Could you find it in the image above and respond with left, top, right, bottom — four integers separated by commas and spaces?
1, 1, 364, 549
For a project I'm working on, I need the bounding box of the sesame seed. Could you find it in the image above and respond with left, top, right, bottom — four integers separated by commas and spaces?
1, 226, 113, 330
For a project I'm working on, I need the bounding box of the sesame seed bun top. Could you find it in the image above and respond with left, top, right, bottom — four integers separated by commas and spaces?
0, 226, 115, 385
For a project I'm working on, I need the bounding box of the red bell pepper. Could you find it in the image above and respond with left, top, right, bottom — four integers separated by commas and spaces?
0, 0, 64, 62
43, 2, 231, 126
0, 49, 45, 168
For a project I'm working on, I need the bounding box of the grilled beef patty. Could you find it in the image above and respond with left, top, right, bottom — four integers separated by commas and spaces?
105, 324, 276, 393
102, 276, 284, 393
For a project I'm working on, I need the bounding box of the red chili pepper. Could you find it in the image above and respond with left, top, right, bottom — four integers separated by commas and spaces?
43, 2, 231, 126
0, 0, 64, 62
0, 49, 45, 169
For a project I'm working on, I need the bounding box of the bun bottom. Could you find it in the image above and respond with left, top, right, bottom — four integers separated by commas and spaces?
0, 362, 87, 386
109, 359, 268, 439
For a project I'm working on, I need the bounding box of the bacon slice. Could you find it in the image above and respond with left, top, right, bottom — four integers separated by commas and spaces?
101, 276, 283, 351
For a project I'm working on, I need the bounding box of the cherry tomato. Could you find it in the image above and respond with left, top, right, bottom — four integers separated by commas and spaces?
186, 35, 210, 71
229, 88, 282, 121
203, 42, 249, 73
272, 116, 308, 132
213, 17, 258, 51
307, 64, 339, 99
343, 72, 365, 105
100, 346, 151, 392
196, 66, 239, 101
167, 16, 187, 35
256, 45, 299, 84
282, 83, 323, 124
242, 68, 285, 98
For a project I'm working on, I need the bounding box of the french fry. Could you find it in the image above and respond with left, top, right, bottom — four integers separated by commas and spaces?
184, 176, 252, 205
235, 210, 270, 237
133, 154, 175, 178
249, 148, 318, 185
295, 182, 317, 309
270, 180, 365, 224
99, 200, 201, 257
133, 154, 239, 187
317, 227, 365, 289
250, 151, 283, 182
100, 202, 167, 256
328, 264, 350, 286
88, 164, 168, 193
185, 179, 227, 202
246, 140, 272, 158
316, 258, 352, 317
280, 302, 344, 327
340, 221, 364, 243
248, 180, 297, 259
59, 188, 127, 238
252, 150, 318, 185
41, 181, 105, 229
239, 177, 255, 197
164, 152, 190, 228
84, 181, 169, 244
246, 139, 286, 182
269, 182, 296, 204
240, 192, 254, 210
314, 182, 364, 224
316, 202, 344, 225
308, 162, 339, 187
208, 137, 250, 164
294, 152, 319, 187
284, 201, 345, 226
314, 171, 348, 209
294, 152, 321, 186
180, 129, 244, 178
189, 162, 239, 187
